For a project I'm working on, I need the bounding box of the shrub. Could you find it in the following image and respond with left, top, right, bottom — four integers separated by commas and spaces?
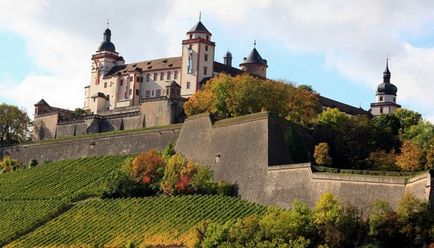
0, 156, 21, 173
314, 142, 333, 166
161, 142, 176, 161
130, 150, 165, 192
28, 159, 38, 168
101, 170, 150, 198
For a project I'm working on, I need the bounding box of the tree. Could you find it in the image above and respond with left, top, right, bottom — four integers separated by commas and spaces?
317, 108, 351, 130
401, 120, 434, 147
129, 150, 165, 192
394, 108, 422, 134
366, 150, 397, 171
0, 103, 31, 145
184, 74, 321, 126
372, 114, 401, 136
313, 142, 333, 166
396, 140, 423, 171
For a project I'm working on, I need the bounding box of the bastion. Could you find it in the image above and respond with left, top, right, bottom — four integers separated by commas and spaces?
2, 112, 432, 211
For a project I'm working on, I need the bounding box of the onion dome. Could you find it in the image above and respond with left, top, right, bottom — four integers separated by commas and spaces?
376, 59, 397, 96
97, 28, 116, 52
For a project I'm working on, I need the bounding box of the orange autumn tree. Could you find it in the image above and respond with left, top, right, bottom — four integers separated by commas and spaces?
396, 140, 423, 171
130, 150, 166, 188
184, 73, 321, 126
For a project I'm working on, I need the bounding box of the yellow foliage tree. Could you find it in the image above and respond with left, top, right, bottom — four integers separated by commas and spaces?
184, 73, 321, 125
396, 140, 423, 171
313, 142, 333, 166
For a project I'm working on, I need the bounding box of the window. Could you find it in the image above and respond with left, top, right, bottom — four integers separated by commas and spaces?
110, 81, 113, 87
160, 72, 164, 80
379, 96, 383, 101
205, 45, 208, 51
106, 95, 110, 101
189, 34, 193, 39
104, 82, 107, 88
136, 89, 139, 95
206, 35, 209, 41
204, 54, 208, 61
393, 97, 396, 102
146, 74, 150, 82
167, 71, 171, 80
151, 90, 155, 96
145, 90, 150, 98
174, 70, 178, 79
129, 89, 132, 96
186, 82, 191, 89
380, 107, 383, 114
129, 77, 133, 82
153, 73, 157, 81
156, 89, 161, 97
204, 66, 208, 75
120, 79, 124, 86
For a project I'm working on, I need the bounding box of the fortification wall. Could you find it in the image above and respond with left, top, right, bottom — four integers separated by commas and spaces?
175, 113, 433, 211
3, 112, 433, 211
4, 125, 181, 164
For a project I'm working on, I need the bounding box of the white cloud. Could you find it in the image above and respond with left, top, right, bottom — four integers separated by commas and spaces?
1, 0, 434, 121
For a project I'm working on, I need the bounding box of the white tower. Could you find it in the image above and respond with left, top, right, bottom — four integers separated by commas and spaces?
370, 59, 400, 116
180, 17, 215, 97
85, 27, 123, 113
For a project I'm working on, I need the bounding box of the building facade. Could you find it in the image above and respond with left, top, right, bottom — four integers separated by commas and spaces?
84, 20, 267, 114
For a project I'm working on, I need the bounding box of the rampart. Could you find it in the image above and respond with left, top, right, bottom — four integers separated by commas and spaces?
4, 125, 181, 164
2, 112, 432, 211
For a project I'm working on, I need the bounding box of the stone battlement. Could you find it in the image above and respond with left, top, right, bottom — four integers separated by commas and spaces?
2, 112, 432, 212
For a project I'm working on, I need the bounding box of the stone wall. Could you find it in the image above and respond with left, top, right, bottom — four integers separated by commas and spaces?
175, 112, 433, 211
3, 111, 433, 212
4, 125, 181, 165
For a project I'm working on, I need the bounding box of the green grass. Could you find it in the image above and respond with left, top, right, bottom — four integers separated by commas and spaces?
9, 195, 266, 247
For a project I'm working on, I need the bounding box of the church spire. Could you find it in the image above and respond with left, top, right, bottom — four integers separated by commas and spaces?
383, 58, 391, 84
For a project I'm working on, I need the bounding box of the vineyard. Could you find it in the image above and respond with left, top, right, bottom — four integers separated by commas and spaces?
9, 195, 266, 247
0, 155, 268, 247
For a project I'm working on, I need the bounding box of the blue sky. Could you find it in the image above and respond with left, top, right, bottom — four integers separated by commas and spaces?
1, 0, 434, 121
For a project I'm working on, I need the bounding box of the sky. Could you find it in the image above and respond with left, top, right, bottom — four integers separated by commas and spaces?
1, 0, 434, 121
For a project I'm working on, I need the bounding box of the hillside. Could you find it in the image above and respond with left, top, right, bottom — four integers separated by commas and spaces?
0, 156, 266, 247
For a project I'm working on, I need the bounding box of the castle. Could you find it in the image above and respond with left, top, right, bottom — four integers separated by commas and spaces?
4, 19, 422, 212
31, 19, 399, 141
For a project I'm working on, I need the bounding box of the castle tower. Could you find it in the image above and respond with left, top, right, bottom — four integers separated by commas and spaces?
180, 17, 215, 97
224, 50, 232, 67
240, 42, 268, 78
370, 59, 401, 116
85, 26, 123, 113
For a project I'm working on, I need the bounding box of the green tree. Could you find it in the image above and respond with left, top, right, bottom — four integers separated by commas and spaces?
366, 150, 397, 171
184, 74, 321, 126
0, 103, 30, 145
314, 192, 344, 247
401, 120, 434, 147
317, 108, 351, 130
368, 200, 402, 247
372, 114, 401, 136
394, 108, 422, 134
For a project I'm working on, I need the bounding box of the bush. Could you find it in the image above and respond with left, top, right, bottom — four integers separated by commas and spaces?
101, 170, 151, 198
0, 156, 21, 173
314, 142, 333, 166
28, 159, 38, 168
130, 150, 165, 193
